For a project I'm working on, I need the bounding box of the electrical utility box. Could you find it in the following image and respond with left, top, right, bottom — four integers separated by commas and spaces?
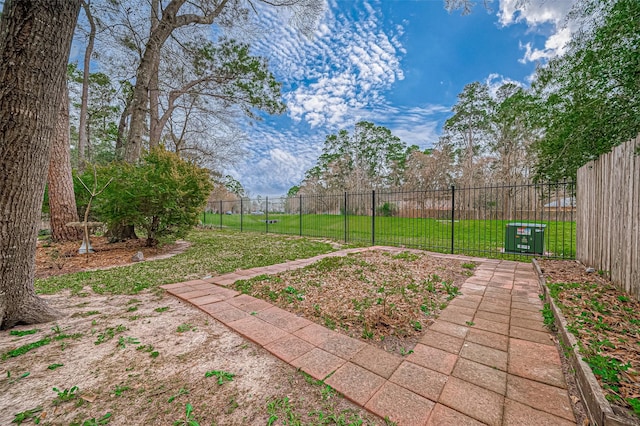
504, 223, 546, 255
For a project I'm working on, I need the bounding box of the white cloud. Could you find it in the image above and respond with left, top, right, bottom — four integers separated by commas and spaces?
225, 126, 324, 196
250, 0, 405, 129
498, 0, 575, 63
484, 73, 523, 96
498, 0, 573, 27
221, 1, 411, 195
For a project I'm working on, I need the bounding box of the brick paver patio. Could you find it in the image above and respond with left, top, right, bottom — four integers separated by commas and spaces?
160, 247, 577, 425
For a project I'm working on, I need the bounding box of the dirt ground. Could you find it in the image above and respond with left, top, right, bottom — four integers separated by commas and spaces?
1, 240, 382, 425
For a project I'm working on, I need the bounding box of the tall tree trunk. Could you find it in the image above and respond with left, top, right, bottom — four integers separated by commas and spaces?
124, 0, 227, 163
48, 83, 83, 243
148, 0, 162, 149
77, 0, 96, 171
0, 0, 81, 329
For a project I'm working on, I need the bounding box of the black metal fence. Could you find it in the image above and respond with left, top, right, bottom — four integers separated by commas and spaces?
203, 181, 576, 259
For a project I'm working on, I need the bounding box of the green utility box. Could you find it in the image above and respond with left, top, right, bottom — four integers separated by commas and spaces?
504, 223, 546, 255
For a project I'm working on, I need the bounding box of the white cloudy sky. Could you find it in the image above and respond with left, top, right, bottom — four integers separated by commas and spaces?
223, 0, 578, 196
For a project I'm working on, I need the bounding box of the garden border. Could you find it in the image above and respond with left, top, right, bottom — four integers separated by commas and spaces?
532, 259, 640, 426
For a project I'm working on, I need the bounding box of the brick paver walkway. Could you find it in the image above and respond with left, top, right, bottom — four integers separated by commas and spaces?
160, 247, 577, 426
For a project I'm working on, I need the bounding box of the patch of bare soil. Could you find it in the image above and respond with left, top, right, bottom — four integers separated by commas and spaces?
35, 237, 183, 279
234, 250, 472, 354
539, 259, 640, 419
0, 290, 381, 425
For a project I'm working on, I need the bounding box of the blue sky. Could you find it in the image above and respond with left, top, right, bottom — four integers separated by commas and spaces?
225, 0, 577, 196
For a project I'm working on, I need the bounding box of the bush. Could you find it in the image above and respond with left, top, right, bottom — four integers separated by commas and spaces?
377, 202, 398, 217
78, 149, 213, 246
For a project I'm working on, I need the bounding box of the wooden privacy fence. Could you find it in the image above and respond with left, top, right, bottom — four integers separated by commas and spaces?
577, 135, 640, 300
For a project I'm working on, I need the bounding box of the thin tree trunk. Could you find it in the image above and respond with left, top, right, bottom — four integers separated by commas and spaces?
48, 83, 83, 242
115, 94, 133, 160
0, 0, 82, 329
148, 0, 162, 149
77, 0, 96, 171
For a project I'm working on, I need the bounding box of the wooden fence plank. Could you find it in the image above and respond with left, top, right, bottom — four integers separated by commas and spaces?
577, 135, 639, 300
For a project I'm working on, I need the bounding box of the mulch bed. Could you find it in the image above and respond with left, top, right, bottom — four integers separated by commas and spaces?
234, 250, 472, 354
36, 237, 179, 279
538, 260, 640, 417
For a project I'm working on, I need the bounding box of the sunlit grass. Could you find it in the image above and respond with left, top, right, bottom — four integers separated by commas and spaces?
203, 212, 576, 260
35, 229, 334, 295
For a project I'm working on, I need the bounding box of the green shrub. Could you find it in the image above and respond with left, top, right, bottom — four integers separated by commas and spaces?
78, 149, 212, 246
377, 202, 398, 217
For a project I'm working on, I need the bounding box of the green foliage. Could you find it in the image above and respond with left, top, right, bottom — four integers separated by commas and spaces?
302, 121, 411, 192
69, 412, 112, 426
173, 403, 199, 426
176, 323, 196, 333
204, 370, 235, 385
12, 406, 42, 425
9, 329, 39, 337
190, 38, 285, 118
52, 386, 79, 405
79, 149, 213, 246
2, 338, 51, 360
67, 63, 121, 166
377, 202, 398, 217
542, 303, 556, 330
532, 0, 640, 181
583, 354, 631, 385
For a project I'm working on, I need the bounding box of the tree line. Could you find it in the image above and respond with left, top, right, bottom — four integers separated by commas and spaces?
292, 0, 639, 197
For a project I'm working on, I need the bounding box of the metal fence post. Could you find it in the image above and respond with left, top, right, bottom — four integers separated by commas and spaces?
344, 191, 348, 244
219, 200, 223, 229
266, 196, 269, 233
451, 185, 455, 254
372, 190, 376, 246
299, 194, 302, 237
240, 198, 243, 232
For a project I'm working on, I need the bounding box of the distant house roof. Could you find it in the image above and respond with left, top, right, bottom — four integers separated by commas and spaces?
545, 197, 576, 208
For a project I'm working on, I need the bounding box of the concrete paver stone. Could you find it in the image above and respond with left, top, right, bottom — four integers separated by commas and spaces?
226, 316, 289, 346
350, 346, 403, 379
161, 249, 577, 426
428, 320, 469, 339
407, 344, 458, 375
510, 325, 554, 346
256, 306, 313, 333
419, 330, 465, 354
426, 404, 485, 426
264, 334, 314, 363
439, 377, 504, 426
291, 348, 346, 381
506, 374, 576, 422
470, 318, 509, 335
460, 342, 508, 371
365, 382, 435, 426
452, 357, 507, 395
503, 398, 577, 426
324, 362, 386, 406
390, 361, 448, 402
465, 328, 509, 352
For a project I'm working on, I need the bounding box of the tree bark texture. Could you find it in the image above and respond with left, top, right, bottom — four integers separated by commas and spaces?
48, 83, 83, 243
77, 0, 96, 170
0, 0, 81, 329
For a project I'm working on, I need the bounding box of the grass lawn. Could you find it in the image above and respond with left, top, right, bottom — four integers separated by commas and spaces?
203, 212, 576, 260
35, 229, 336, 295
